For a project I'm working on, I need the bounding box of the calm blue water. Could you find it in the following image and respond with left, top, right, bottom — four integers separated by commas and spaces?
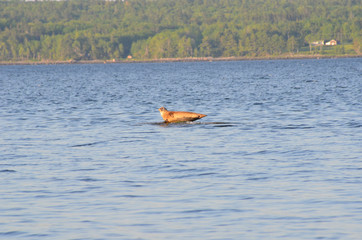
0, 58, 361, 240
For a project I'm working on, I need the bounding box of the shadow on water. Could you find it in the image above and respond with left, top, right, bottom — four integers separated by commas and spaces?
145, 121, 237, 128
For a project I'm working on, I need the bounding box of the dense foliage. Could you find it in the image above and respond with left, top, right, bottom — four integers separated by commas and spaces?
0, 0, 361, 61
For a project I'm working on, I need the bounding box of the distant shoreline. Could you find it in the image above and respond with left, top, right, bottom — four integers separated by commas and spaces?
1, 54, 361, 65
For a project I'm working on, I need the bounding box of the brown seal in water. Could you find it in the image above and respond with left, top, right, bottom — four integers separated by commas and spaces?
158, 107, 207, 123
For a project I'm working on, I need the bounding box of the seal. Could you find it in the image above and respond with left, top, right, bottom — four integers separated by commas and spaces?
158, 107, 207, 123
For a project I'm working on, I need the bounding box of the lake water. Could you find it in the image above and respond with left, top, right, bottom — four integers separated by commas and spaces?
0, 58, 361, 240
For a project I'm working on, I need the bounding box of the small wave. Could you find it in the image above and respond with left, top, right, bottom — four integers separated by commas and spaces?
78, 177, 100, 182
246, 176, 269, 181
0, 231, 25, 236
118, 194, 144, 198
0, 169, 16, 173
27, 233, 50, 238
172, 172, 218, 179
347, 121, 362, 128
182, 209, 215, 214
71, 168, 96, 172
213, 124, 235, 127
71, 140, 108, 147
273, 124, 314, 129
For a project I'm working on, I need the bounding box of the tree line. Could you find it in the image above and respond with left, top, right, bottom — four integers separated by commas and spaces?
0, 0, 361, 61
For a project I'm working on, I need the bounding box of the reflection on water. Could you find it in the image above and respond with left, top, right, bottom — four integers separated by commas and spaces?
0, 58, 361, 240
146, 121, 238, 127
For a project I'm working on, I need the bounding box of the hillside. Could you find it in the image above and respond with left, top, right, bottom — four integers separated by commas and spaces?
0, 0, 361, 62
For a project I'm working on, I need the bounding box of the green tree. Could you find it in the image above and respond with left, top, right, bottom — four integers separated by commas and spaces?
199, 36, 212, 57
287, 35, 297, 53
0, 0, 360, 61
220, 29, 238, 57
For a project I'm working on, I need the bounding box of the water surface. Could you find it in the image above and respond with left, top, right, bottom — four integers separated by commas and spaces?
1, 58, 361, 239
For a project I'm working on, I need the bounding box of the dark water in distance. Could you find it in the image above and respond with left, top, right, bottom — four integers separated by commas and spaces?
0, 58, 361, 240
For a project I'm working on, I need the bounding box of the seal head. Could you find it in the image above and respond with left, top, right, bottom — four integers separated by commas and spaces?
158, 107, 207, 123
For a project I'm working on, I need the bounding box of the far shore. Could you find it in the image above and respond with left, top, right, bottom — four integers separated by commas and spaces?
1, 54, 361, 65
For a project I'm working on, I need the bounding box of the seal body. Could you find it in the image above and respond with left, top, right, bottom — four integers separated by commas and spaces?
158, 107, 207, 123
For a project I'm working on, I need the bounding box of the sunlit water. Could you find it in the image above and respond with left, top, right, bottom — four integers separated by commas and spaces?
1, 58, 361, 240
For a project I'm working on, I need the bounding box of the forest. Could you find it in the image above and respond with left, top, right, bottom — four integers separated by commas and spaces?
0, 0, 361, 62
